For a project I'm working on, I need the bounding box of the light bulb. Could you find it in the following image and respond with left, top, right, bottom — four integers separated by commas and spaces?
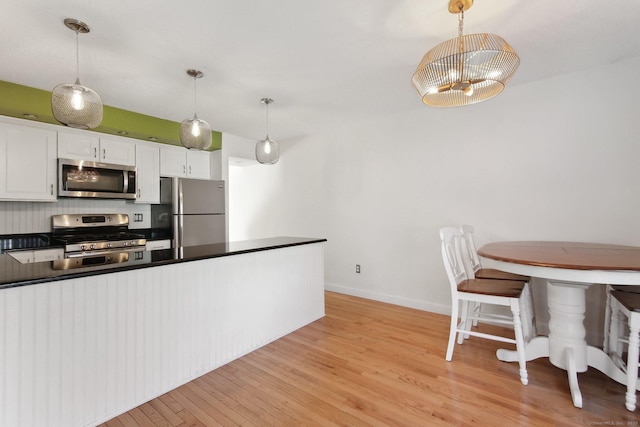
264, 140, 271, 154
71, 87, 85, 110
191, 121, 201, 137
463, 85, 474, 97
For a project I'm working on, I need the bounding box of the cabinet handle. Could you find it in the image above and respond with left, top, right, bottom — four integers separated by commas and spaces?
94, 147, 97, 158
138, 189, 141, 198
189, 165, 192, 175
50, 184, 54, 196
183, 165, 186, 174
102, 148, 106, 159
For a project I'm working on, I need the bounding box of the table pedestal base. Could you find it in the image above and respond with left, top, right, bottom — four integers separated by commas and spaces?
497, 337, 630, 408
497, 281, 631, 408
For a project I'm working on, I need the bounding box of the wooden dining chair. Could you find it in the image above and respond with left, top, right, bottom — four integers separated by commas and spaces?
607, 290, 640, 411
459, 224, 530, 281
604, 284, 640, 353
439, 226, 529, 385
459, 224, 537, 342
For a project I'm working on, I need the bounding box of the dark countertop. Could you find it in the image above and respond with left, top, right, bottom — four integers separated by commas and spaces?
0, 236, 327, 290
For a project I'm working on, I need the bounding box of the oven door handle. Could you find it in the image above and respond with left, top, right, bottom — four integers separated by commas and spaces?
65, 246, 146, 258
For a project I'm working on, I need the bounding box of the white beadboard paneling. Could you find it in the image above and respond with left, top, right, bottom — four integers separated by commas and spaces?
33, 285, 50, 426
0, 242, 325, 427
0, 291, 4, 426
0, 199, 151, 234
5, 286, 21, 427
47, 283, 62, 426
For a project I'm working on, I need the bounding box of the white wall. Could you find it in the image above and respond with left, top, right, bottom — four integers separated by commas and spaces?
223, 56, 640, 345
322, 56, 640, 317
222, 133, 325, 242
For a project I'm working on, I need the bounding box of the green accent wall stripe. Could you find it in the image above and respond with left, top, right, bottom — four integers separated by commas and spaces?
0, 80, 221, 150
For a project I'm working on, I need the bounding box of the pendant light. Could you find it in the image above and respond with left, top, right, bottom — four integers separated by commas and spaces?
180, 69, 212, 150
411, 0, 520, 107
255, 98, 279, 165
51, 18, 103, 129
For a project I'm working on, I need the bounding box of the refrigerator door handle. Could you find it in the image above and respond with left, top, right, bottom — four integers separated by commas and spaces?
177, 178, 184, 247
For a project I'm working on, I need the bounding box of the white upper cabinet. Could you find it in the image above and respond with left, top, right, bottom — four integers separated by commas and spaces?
159, 145, 187, 177
135, 142, 160, 204
99, 137, 136, 166
186, 150, 211, 180
0, 115, 218, 205
160, 145, 211, 180
0, 121, 57, 201
58, 131, 136, 166
56, 132, 98, 160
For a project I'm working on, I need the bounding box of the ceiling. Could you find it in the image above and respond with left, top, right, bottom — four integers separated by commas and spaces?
1, 0, 639, 142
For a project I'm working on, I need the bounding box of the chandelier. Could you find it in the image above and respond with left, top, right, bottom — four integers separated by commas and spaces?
411, 0, 519, 107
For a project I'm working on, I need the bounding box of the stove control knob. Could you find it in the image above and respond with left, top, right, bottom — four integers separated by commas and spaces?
123, 242, 129, 247
107, 243, 112, 248
90, 244, 96, 250
131, 241, 136, 246
81, 244, 87, 251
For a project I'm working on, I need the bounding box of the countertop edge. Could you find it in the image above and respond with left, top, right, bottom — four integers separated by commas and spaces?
1, 237, 327, 290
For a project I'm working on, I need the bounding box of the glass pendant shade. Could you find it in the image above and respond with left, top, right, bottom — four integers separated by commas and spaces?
180, 114, 212, 150
411, 0, 519, 107
51, 79, 103, 129
51, 19, 103, 129
255, 98, 279, 165
255, 135, 279, 165
180, 69, 212, 150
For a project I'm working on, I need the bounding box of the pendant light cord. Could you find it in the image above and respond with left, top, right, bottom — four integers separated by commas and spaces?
193, 75, 198, 117
74, 30, 81, 85
457, 7, 464, 83
265, 101, 270, 137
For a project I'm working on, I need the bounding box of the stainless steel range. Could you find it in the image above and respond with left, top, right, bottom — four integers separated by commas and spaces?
51, 214, 147, 269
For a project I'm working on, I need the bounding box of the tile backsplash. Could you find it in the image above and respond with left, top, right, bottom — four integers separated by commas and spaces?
0, 199, 151, 234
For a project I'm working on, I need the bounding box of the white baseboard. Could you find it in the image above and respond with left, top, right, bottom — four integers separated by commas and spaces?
324, 282, 451, 316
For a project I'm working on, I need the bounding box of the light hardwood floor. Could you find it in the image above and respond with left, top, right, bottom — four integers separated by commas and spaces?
101, 291, 637, 426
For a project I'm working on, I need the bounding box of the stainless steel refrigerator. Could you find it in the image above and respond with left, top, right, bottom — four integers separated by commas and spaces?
171, 177, 226, 247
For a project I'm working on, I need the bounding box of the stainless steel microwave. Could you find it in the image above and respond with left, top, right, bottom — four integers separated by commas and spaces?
58, 158, 137, 199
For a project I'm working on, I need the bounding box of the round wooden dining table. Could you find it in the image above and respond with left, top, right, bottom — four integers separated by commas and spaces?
478, 241, 640, 409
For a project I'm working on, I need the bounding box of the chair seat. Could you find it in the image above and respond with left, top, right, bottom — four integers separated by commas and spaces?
611, 290, 640, 312
458, 278, 525, 298
475, 268, 530, 282
611, 285, 640, 294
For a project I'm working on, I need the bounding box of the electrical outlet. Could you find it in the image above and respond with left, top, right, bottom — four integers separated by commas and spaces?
356, 264, 360, 273
134, 213, 143, 222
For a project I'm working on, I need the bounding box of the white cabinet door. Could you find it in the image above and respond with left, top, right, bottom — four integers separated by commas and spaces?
135, 143, 160, 203
57, 131, 99, 160
186, 150, 211, 180
99, 137, 136, 166
160, 146, 211, 179
0, 123, 57, 201
160, 145, 187, 177
58, 131, 136, 166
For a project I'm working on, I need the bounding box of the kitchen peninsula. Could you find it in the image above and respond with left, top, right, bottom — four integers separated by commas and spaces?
0, 236, 326, 427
